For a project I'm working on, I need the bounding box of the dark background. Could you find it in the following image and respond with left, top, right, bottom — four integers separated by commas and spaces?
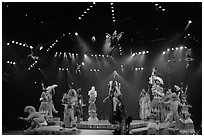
2, 2, 202, 131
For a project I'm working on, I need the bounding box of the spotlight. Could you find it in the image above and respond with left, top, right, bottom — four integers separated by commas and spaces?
187, 34, 190, 36
159, 6, 162, 8
102, 55, 104, 57
139, 52, 141, 55
185, 46, 187, 49
30, 46, 33, 49
180, 46, 184, 50
142, 51, 146, 54
84, 11, 87, 14
97, 69, 99, 72
90, 69, 92, 72
162, 9, 165, 11
135, 68, 138, 71
7, 43, 10, 45
112, 16, 115, 19
167, 48, 170, 52
84, 54, 87, 58
188, 20, 192, 24
16, 42, 18, 44
176, 47, 179, 50
113, 20, 116, 22
163, 51, 166, 55
78, 17, 81, 20
76, 53, 78, 56
66, 68, 68, 71
59, 68, 61, 71
72, 53, 74, 56
110, 3, 113, 5
19, 43, 22, 45
112, 13, 115, 16
107, 55, 109, 57
172, 48, 174, 51
56, 40, 58, 42
12, 40, 15, 43
23, 44, 26, 46
7, 61, 9, 64
91, 54, 93, 57
99, 54, 101, 57
90, 5, 93, 8
87, 8, 90, 10
93, 2, 96, 4
112, 10, 114, 12
141, 67, 144, 70
155, 4, 158, 6
75, 32, 78, 36
82, 62, 85, 65
146, 51, 149, 54
132, 53, 135, 57
95, 55, 97, 57
138, 68, 140, 70
94, 69, 96, 72
111, 6, 114, 9
81, 14, 84, 16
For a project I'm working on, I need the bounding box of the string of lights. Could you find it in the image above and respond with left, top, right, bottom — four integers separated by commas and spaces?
78, 2, 96, 20
6, 61, 16, 65
6, 40, 33, 50
46, 33, 66, 52
110, 3, 116, 23
153, 3, 166, 11
131, 50, 149, 56
135, 67, 144, 71
184, 33, 201, 43
28, 60, 38, 70
162, 46, 187, 55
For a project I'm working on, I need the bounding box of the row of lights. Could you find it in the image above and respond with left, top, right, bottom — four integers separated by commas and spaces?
184, 33, 200, 43
78, 2, 96, 20
90, 54, 110, 58
46, 34, 65, 52
154, 3, 165, 11
28, 60, 38, 70
59, 68, 69, 71
7, 40, 33, 50
90, 69, 100, 72
121, 65, 124, 72
119, 46, 122, 56
131, 51, 149, 56
7, 61, 16, 65
135, 67, 144, 71
110, 3, 116, 22
162, 46, 187, 55
54, 52, 79, 58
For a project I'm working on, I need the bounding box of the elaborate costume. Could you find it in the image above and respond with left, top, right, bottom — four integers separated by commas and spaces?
88, 86, 98, 121
19, 106, 47, 130
139, 89, 151, 120
62, 88, 78, 127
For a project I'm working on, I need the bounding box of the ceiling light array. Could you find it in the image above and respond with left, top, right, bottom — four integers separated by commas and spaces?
91, 54, 110, 58
131, 50, 149, 56
6, 61, 16, 65
59, 68, 69, 71
154, 3, 165, 11
54, 52, 78, 58
110, 3, 116, 22
119, 46, 122, 56
7, 40, 33, 50
78, 2, 96, 20
90, 69, 100, 72
121, 65, 124, 72
162, 46, 187, 55
135, 67, 144, 71
184, 34, 201, 43
28, 60, 38, 70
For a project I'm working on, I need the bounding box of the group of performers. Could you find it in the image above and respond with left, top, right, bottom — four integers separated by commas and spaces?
139, 67, 194, 134
19, 66, 194, 134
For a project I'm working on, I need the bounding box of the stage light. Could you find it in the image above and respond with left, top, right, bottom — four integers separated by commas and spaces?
141, 67, 144, 70
132, 53, 135, 57
72, 53, 74, 56
146, 51, 149, 54
107, 55, 109, 57
81, 14, 84, 17
94, 69, 96, 72
30, 46, 33, 49
19, 43, 22, 45
99, 54, 101, 57
84, 54, 87, 58
135, 52, 138, 55
139, 52, 141, 55
162, 9, 165, 11
35, 60, 38, 63
159, 6, 162, 8
112, 13, 115, 16
176, 47, 179, 50
188, 20, 192, 24
111, 6, 114, 9
112, 16, 115, 19
90, 69, 92, 72
76, 53, 78, 56
78, 17, 81, 20
66, 68, 68, 71
93, 2, 96, 4
90, 5, 93, 8
110, 3, 113, 5
112, 10, 114, 12
142, 51, 146, 54
95, 55, 97, 57
56, 40, 58, 42
102, 55, 104, 57
16, 42, 18, 44
97, 69, 99, 72
135, 68, 138, 71
91, 54, 93, 57
7, 61, 9, 64
63, 33, 65, 36
82, 62, 85, 66
155, 4, 158, 6
167, 48, 170, 52
84, 11, 87, 14
7, 43, 10, 45
138, 68, 140, 70
87, 8, 90, 10
172, 48, 174, 51
12, 40, 15, 43
187, 34, 190, 36
75, 32, 78, 36
185, 46, 187, 49
180, 46, 184, 50
163, 51, 166, 55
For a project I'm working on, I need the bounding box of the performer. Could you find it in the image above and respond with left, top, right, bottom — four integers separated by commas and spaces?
45, 84, 58, 117
62, 88, 78, 128
19, 106, 47, 130
106, 30, 124, 56
164, 93, 191, 130
39, 82, 49, 120
74, 88, 85, 123
139, 89, 151, 120
88, 86, 98, 121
